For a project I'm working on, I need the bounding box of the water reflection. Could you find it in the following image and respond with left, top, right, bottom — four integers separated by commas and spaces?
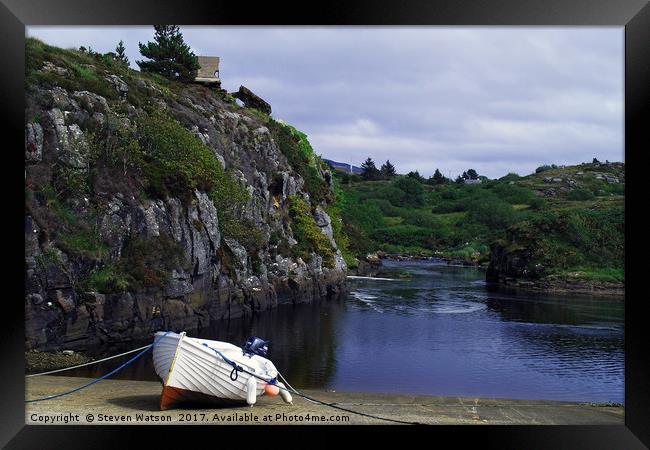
57, 259, 624, 403
194, 301, 344, 389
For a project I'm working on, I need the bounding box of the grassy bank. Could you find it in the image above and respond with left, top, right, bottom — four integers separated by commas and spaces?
334, 162, 624, 286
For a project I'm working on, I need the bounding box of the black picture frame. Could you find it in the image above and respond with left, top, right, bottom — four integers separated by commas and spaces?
2, 0, 648, 447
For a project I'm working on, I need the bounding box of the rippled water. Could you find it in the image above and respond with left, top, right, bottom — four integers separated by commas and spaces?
64, 259, 624, 403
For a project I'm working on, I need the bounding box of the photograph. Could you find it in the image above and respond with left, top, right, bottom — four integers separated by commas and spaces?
21, 24, 628, 427
0, 0, 644, 444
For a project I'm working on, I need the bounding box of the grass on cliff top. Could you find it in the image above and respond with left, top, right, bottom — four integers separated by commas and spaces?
25, 37, 183, 111
26, 37, 120, 100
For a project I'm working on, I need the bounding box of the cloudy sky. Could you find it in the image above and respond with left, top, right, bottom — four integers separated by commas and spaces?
27, 26, 623, 179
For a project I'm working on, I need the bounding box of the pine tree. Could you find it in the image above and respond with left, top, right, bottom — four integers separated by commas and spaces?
407, 171, 425, 182
380, 160, 396, 179
137, 25, 200, 82
462, 171, 469, 180
115, 40, 129, 65
361, 157, 380, 181
467, 169, 478, 180
432, 168, 445, 185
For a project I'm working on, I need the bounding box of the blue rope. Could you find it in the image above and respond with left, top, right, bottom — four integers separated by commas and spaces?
26, 331, 171, 403
201, 343, 245, 381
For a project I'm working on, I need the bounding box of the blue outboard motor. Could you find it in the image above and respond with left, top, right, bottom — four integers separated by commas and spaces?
243, 336, 270, 357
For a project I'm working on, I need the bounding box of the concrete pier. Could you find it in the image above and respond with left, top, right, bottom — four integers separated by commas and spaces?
26, 376, 623, 425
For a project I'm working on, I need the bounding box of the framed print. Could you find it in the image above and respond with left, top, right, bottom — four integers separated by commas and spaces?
2, 0, 648, 447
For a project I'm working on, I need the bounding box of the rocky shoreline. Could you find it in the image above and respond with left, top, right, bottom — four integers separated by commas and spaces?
350, 252, 623, 297
26, 349, 94, 373
349, 251, 481, 278
490, 278, 624, 297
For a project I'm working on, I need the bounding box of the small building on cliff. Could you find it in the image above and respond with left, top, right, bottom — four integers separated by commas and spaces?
194, 56, 221, 86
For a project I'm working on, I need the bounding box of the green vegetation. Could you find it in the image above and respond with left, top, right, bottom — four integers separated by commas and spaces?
335, 160, 624, 280
25, 38, 120, 100
567, 188, 595, 201
137, 25, 200, 82
77, 234, 188, 294
35, 248, 62, 268
78, 264, 131, 293
269, 120, 332, 204
59, 228, 109, 259
326, 180, 356, 267
26, 36, 351, 307
288, 195, 336, 268
501, 205, 624, 281
114, 40, 129, 66
138, 111, 222, 198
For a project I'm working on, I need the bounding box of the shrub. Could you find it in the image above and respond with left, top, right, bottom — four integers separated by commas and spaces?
288, 196, 335, 268
269, 120, 331, 204
327, 183, 355, 267
401, 210, 442, 229
535, 165, 553, 174
529, 196, 546, 210
466, 197, 520, 230
120, 234, 189, 289
375, 185, 406, 206
78, 264, 131, 294
392, 177, 425, 207
372, 225, 433, 248
207, 170, 260, 250
59, 228, 109, 259
489, 182, 537, 205
138, 112, 222, 199
567, 188, 595, 201
499, 172, 521, 182
371, 198, 400, 216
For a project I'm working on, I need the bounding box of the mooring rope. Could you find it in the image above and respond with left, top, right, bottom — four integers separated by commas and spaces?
203, 344, 422, 425
274, 370, 423, 425
28, 333, 423, 424
25, 332, 171, 403
26, 344, 152, 378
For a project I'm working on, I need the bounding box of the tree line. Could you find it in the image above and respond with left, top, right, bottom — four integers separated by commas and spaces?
358, 157, 480, 185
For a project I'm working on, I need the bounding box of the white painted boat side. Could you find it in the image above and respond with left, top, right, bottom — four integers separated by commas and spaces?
153, 331, 281, 404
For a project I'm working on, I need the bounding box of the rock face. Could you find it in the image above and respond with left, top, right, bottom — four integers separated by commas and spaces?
232, 85, 272, 115
486, 227, 624, 296
24, 53, 347, 351
486, 244, 540, 283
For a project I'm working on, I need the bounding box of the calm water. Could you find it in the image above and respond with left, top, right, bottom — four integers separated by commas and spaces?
63, 259, 624, 403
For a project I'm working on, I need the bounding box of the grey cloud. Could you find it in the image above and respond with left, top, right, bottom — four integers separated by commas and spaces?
27, 26, 623, 178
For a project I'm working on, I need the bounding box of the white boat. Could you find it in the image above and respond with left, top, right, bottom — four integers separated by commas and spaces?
152, 331, 292, 410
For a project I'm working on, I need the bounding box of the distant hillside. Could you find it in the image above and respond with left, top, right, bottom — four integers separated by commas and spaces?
323, 158, 363, 175
334, 160, 624, 295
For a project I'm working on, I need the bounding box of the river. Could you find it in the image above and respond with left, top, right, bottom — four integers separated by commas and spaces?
62, 259, 624, 403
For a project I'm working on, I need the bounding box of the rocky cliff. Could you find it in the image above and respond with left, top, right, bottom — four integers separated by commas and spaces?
486, 202, 624, 296
24, 39, 347, 351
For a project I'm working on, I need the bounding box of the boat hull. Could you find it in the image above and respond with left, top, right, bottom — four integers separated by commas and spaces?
153, 331, 283, 410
